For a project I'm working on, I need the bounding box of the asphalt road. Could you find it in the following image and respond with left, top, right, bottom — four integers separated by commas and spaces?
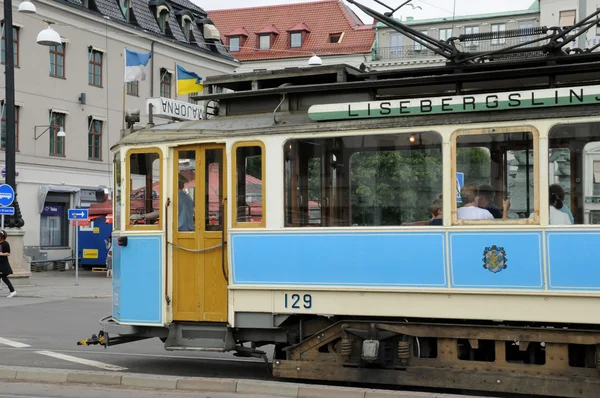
0, 381, 283, 398
0, 297, 273, 380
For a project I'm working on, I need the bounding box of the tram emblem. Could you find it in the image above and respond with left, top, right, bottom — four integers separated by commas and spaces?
483, 245, 507, 273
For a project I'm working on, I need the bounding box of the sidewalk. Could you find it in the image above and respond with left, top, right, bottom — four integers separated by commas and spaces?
6, 269, 112, 300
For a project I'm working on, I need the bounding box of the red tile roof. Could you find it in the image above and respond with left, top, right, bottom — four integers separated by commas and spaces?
207, 0, 375, 61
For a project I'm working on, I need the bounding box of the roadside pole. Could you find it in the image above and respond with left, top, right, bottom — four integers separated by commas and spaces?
68, 208, 88, 286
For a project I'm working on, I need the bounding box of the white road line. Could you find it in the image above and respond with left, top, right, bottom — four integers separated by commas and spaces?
35, 350, 128, 372
0, 337, 30, 348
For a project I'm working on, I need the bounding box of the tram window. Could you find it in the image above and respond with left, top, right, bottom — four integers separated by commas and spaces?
127, 151, 161, 228
177, 150, 196, 232
453, 130, 536, 224
284, 132, 443, 227
549, 122, 600, 225
205, 149, 224, 231
113, 152, 121, 231
234, 143, 264, 227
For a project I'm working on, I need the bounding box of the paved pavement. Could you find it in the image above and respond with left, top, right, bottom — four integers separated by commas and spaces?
7, 269, 111, 300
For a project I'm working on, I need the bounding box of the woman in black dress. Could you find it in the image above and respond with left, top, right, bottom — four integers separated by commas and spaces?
0, 230, 16, 297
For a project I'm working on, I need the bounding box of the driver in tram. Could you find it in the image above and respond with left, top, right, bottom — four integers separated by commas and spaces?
143, 173, 195, 231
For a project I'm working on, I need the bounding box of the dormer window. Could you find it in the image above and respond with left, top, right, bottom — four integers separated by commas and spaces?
158, 9, 169, 33
287, 23, 310, 49
181, 15, 192, 42
256, 25, 280, 51
119, 0, 132, 22
225, 27, 248, 53
229, 37, 240, 52
258, 34, 270, 50
329, 32, 343, 43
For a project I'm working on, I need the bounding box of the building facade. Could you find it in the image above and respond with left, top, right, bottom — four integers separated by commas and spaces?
207, 0, 375, 73
0, 0, 237, 262
369, 1, 541, 70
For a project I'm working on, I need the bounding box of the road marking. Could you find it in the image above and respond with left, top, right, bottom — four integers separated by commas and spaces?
0, 337, 30, 348
35, 350, 128, 371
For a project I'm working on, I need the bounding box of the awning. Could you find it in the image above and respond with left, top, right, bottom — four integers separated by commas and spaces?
38, 185, 81, 213
50, 108, 69, 115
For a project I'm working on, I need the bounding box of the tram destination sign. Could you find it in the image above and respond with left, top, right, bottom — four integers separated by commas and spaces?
308, 84, 600, 121
146, 97, 203, 121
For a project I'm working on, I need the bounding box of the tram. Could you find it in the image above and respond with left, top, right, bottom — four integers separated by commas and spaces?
78, 5, 600, 397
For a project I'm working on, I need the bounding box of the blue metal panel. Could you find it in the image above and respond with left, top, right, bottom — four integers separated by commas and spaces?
112, 235, 163, 325
547, 231, 600, 291
231, 232, 447, 287
449, 232, 543, 289
78, 216, 112, 266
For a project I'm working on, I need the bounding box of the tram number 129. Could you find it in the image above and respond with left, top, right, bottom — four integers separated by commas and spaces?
284, 293, 312, 309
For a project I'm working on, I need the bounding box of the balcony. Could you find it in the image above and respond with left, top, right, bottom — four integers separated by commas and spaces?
373, 37, 549, 62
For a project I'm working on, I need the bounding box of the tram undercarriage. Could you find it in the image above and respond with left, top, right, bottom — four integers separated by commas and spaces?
79, 316, 600, 397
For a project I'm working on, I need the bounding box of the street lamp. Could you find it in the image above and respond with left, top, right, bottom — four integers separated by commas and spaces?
37, 22, 61, 46
3, 0, 37, 228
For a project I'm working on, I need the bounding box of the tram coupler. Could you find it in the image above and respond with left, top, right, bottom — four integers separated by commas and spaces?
77, 331, 107, 347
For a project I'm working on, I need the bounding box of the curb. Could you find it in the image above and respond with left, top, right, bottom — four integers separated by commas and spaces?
0, 365, 491, 398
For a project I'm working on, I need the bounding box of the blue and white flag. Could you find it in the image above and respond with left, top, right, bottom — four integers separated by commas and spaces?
124, 49, 152, 83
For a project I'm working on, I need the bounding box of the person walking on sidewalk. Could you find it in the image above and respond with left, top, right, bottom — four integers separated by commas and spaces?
0, 230, 16, 298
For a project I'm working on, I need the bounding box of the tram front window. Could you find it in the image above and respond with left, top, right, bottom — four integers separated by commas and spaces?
128, 151, 161, 227
549, 122, 600, 225
284, 132, 443, 227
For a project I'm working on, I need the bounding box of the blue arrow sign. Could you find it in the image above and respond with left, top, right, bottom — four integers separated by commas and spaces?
68, 208, 89, 220
0, 184, 15, 207
0, 207, 15, 215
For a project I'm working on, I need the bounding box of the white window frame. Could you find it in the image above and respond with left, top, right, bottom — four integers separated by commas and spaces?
491, 23, 506, 45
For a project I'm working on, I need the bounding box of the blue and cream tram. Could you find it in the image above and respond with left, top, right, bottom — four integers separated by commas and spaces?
79, 9, 600, 396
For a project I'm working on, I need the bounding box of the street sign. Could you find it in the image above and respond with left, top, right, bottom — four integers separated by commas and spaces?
146, 97, 203, 121
456, 172, 464, 203
0, 184, 15, 207
68, 208, 89, 220
0, 207, 15, 215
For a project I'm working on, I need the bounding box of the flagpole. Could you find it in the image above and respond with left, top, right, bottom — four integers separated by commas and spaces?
122, 48, 126, 130
174, 62, 178, 100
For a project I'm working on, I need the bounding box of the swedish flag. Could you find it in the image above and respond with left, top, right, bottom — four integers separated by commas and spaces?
176, 64, 203, 95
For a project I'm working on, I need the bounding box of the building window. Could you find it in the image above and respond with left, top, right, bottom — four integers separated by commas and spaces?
290, 32, 302, 48
50, 112, 66, 156
329, 33, 342, 43
40, 198, 69, 247
229, 37, 240, 52
158, 10, 168, 34
1, 24, 19, 66
414, 30, 428, 50
1, 104, 18, 150
88, 49, 102, 87
439, 28, 452, 42
88, 119, 102, 160
182, 19, 191, 42
49, 43, 65, 78
258, 35, 270, 50
464, 26, 480, 46
491, 24, 506, 44
234, 143, 264, 226
188, 92, 199, 104
160, 69, 172, 98
559, 10, 576, 27
119, 0, 130, 21
127, 81, 139, 96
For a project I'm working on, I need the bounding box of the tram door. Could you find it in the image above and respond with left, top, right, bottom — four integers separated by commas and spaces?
172, 145, 228, 322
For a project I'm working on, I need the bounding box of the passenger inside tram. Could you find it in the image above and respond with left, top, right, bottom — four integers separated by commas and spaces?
429, 198, 443, 226
143, 173, 195, 230
457, 184, 494, 220
477, 184, 510, 219
530, 185, 572, 225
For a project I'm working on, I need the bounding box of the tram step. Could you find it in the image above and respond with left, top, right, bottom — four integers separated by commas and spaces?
163, 323, 235, 351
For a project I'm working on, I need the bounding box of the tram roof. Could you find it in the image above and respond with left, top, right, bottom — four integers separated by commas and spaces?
116, 52, 600, 149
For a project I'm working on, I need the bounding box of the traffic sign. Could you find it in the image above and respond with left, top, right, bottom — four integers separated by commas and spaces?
0, 184, 15, 207
68, 208, 89, 220
456, 172, 464, 203
0, 207, 15, 215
